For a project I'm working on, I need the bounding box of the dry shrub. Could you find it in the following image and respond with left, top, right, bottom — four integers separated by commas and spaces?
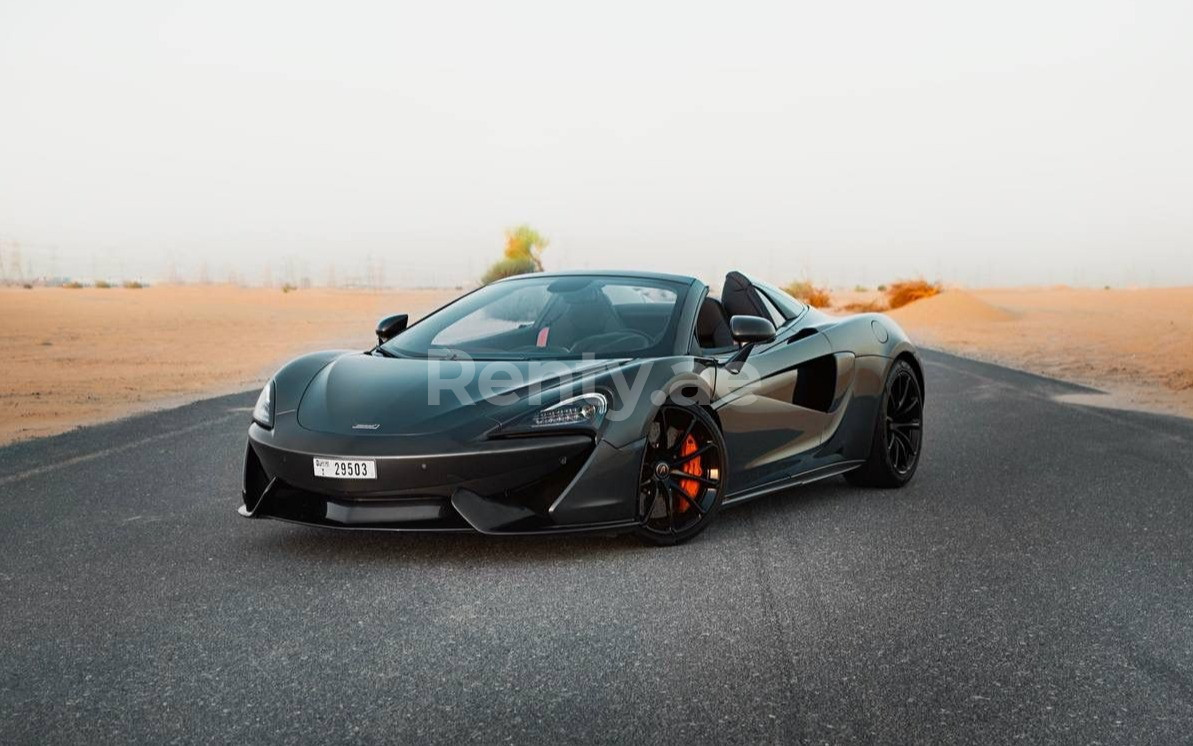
281, 283, 298, 293
94, 280, 111, 289
885, 279, 941, 309
841, 299, 887, 313
62, 281, 85, 289
122, 280, 144, 289
783, 280, 832, 308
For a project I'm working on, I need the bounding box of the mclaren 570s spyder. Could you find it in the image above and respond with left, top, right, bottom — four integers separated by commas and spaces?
241, 270, 923, 545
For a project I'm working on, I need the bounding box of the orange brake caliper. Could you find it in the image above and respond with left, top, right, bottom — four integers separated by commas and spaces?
676, 434, 702, 512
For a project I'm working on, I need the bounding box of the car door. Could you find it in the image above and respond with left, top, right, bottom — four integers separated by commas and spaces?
709, 276, 841, 495
712, 326, 835, 494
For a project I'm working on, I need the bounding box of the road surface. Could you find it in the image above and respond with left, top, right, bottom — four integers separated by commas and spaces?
2, 350, 1192, 744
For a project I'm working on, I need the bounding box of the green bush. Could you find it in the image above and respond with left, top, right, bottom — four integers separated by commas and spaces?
481, 256, 538, 285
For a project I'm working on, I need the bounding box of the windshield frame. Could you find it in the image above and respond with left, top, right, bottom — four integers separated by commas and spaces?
379, 273, 694, 361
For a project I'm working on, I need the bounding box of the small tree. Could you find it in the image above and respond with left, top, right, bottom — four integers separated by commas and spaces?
482, 256, 539, 284
503, 224, 548, 271
483, 224, 548, 283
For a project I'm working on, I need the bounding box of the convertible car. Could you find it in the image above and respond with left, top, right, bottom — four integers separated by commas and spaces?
241, 270, 923, 545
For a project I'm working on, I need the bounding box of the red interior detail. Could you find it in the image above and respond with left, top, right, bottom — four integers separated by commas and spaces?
536, 327, 550, 347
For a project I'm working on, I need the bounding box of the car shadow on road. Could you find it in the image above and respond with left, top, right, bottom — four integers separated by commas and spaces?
242, 521, 649, 568
238, 478, 874, 567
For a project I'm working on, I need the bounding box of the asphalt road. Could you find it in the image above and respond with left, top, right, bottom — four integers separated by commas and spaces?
2, 350, 1192, 744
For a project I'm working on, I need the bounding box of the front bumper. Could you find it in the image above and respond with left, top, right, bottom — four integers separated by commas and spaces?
242, 424, 644, 534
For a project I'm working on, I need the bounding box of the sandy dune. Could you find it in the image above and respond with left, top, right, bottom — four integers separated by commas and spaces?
883, 287, 1193, 418
0, 285, 455, 444
2, 283, 1190, 446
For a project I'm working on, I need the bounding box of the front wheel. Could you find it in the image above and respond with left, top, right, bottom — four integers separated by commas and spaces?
633, 404, 727, 546
846, 359, 923, 488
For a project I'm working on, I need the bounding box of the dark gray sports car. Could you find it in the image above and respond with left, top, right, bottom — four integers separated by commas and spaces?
240, 270, 923, 545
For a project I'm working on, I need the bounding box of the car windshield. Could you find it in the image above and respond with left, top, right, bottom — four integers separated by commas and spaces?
381, 275, 689, 360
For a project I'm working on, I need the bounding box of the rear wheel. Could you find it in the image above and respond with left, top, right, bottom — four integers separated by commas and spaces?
633, 404, 727, 546
846, 359, 923, 488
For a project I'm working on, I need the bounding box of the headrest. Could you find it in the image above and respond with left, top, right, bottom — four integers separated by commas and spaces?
721, 271, 768, 319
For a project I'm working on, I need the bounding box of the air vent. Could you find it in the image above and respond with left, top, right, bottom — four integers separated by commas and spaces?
789, 327, 819, 343
792, 355, 836, 412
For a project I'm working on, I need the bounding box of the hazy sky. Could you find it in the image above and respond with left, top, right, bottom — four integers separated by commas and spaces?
2, 0, 1191, 287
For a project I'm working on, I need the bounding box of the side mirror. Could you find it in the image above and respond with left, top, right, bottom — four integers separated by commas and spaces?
724, 315, 775, 373
729, 315, 776, 344
375, 314, 409, 344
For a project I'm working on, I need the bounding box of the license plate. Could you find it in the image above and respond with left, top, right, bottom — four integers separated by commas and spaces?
313, 458, 377, 479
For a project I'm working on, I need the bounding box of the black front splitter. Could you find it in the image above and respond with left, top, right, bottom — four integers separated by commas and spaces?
239, 479, 640, 536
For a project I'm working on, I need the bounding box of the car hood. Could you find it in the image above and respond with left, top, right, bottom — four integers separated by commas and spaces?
296, 353, 623, 437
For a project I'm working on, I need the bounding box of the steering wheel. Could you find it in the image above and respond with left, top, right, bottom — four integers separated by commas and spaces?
569, 329, 653, 355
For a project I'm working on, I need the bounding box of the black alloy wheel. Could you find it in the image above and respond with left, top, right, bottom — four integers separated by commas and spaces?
634, 404, 726, 546
885, 365, 923, 475
846, 359, 923, 488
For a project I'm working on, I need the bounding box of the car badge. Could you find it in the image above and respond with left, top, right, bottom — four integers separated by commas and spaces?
352, 423, 381, 430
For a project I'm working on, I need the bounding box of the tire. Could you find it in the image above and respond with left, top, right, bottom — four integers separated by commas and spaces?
633, 404, 727, 546
845, 358, 923, 488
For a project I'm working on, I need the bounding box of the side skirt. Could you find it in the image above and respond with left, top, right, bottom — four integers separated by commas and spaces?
722, 460, 865, 508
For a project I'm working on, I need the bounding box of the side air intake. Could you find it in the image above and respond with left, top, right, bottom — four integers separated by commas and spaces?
792, 355, 837, 412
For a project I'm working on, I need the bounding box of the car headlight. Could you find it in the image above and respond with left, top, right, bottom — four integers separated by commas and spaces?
502, 393, 608, 434
253, 381, 275, 429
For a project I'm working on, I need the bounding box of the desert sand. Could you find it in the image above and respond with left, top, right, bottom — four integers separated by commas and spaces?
0, 285, 455, 444
869, 287, 1193, 418
2, 283, 1191, 446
